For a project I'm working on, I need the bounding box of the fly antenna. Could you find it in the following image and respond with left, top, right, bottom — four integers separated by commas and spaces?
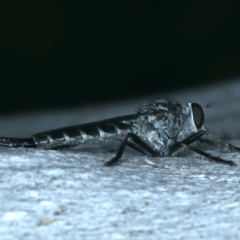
204, 100, 216, 112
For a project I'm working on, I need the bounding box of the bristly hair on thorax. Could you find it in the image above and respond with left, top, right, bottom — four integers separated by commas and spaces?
135, 97, 183, 115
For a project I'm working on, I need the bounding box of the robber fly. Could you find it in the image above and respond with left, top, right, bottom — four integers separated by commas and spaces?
0, 98, 239, 166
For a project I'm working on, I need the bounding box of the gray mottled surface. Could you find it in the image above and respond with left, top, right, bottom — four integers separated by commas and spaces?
0, 79, 240, 239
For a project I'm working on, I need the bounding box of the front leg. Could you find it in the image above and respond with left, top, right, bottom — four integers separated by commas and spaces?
198, 137, 240, 153
179, 130, 238, 166
180, 142, 236, 166
104, 133, 158, 166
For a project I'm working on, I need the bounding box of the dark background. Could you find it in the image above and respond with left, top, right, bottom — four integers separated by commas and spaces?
0, 1, 240, 113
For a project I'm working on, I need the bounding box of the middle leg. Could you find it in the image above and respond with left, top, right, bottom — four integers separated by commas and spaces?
104, 133, 158, 166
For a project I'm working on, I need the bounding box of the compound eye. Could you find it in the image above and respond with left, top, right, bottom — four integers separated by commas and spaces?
192, 103, 204, 128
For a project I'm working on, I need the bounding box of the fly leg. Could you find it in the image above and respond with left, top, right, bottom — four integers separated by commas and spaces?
197, 133, 240, 153
177, 131, 237, 166
182, 130, 240, 154
180, 143, 236, 166
104, 133, 158, 166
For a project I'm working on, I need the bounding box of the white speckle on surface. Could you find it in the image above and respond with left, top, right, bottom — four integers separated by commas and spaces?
39, 201, 54, 207
0, 80, 239, 239
1, 212, 27, 221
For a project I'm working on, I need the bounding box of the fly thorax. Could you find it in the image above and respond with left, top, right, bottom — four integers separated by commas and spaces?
132, 113, 172, 152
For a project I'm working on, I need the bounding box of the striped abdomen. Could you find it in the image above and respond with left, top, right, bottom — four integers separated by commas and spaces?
33, 118, 135, 149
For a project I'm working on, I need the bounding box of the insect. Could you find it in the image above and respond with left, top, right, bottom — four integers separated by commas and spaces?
0, 98, 239, 166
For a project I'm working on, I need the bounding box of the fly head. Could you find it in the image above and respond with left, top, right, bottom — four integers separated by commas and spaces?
191, 103, 204, 129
